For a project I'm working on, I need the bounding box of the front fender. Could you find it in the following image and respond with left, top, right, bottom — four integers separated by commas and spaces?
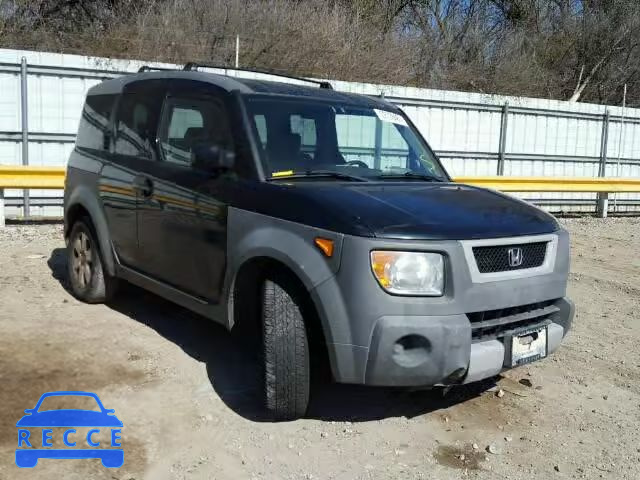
225, 207, 344, 329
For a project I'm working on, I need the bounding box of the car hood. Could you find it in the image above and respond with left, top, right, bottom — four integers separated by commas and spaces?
16, 410, 123, 427
288, 181, 559, 240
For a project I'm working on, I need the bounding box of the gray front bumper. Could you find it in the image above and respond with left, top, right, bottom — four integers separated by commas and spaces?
363, 298, 573, 386
310, 229, 573, 386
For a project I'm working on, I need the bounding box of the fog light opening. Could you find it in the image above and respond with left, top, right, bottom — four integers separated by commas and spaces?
392, 335, 431, 368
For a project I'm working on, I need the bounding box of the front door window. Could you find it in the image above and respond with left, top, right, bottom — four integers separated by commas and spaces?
158, 97, 233, 167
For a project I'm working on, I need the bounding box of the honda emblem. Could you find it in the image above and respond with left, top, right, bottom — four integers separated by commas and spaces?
507, 247, 524, 267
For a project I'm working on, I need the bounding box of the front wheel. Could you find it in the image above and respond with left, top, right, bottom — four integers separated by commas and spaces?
67, 218, 117, 303
262, 277, 311, 420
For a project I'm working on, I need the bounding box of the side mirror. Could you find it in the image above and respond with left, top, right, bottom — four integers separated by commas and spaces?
24, 409, 34, 414
191, 144, 235, 172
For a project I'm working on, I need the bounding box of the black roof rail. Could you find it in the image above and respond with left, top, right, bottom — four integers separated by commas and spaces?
182, 62, 333, 89
138, 65, 177, 73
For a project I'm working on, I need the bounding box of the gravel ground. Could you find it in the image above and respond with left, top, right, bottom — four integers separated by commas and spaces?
0, 217, 639, 479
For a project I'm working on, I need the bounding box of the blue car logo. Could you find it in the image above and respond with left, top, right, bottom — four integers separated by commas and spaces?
15, 391, 123, 468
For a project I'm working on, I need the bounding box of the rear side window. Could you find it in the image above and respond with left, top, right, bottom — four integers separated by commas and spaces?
115, 89, 163, 159
76, 94, 116, 151
158, 96, 233, 166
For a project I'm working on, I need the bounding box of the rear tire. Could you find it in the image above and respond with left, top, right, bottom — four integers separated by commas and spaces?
262, 277, 311, 420
67, 218, 117, 303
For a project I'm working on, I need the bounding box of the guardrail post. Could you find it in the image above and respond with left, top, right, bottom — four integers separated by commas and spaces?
374, 118, 383, 169
596, 192, 609, 218
497, 102, 509, 175
597, 110, 610, 218
373, 91, 384, 169
20, 56, 30, 220
0, 189, 4, 227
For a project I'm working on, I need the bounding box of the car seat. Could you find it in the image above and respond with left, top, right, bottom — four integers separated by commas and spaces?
267, 132, 312, 172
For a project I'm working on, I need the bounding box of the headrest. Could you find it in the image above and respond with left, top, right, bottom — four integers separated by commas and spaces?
184, 127, 206, 141
269, 132, 301, 152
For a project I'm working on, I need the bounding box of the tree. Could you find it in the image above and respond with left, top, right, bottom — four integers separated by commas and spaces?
2, 0, 640, 106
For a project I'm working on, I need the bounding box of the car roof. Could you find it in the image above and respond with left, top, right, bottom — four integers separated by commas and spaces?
88, 71, 394, 110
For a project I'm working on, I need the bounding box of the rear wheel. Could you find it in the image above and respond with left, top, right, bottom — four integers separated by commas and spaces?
67, 218, 117, 303
262, 276, 311, 420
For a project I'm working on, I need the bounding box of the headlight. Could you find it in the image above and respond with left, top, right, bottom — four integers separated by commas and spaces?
370, 251, 444, 296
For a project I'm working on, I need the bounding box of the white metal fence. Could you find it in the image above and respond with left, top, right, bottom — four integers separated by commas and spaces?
1, 47, 640, 217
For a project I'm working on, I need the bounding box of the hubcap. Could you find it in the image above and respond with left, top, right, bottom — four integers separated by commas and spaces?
71, 231, 92, 288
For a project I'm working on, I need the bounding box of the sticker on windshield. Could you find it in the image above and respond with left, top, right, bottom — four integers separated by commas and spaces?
272, 170, 294, 177
374, 109, 408, 127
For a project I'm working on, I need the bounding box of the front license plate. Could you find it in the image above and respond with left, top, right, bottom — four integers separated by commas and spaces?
511, 327, 547, 367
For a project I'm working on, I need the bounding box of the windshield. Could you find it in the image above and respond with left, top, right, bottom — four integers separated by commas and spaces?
244, 96, 448, 181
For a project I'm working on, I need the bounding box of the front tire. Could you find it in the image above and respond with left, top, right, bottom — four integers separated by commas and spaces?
262, 277, 311, 420
67, 218, 117, 303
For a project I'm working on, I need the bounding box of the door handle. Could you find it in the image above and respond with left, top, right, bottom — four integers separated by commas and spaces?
133, 175, 154, 198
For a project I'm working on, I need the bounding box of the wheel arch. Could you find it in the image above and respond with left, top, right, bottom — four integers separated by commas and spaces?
65, 185, 117, 276
228, 251, 334, 378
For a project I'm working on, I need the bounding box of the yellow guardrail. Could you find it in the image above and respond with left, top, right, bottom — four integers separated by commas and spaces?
0, 166, 65, 189
1, 166, 640, 192
1, 166, 640, 223
457, 176, 640, 193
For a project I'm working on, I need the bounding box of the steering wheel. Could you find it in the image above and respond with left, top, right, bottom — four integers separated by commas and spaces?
346, 160, 369, 169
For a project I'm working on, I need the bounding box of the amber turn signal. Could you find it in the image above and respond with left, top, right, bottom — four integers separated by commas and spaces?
314, 237, 334, 257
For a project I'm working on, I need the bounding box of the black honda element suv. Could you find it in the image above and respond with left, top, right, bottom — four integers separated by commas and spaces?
64, 63, 574, 420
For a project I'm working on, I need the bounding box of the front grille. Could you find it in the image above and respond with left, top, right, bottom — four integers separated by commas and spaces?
473, 242, 547, 273
467, 299, 558, 340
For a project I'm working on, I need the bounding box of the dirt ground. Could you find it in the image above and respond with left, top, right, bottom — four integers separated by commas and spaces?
0, 217, 638, 479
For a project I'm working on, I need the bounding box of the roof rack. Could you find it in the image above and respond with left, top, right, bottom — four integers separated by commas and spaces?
182, 62, 333, 89
138, 66, 177, 73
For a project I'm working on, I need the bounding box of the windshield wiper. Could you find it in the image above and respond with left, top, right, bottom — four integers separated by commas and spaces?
377, 172, 444, 182
268, 170, 370, 182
